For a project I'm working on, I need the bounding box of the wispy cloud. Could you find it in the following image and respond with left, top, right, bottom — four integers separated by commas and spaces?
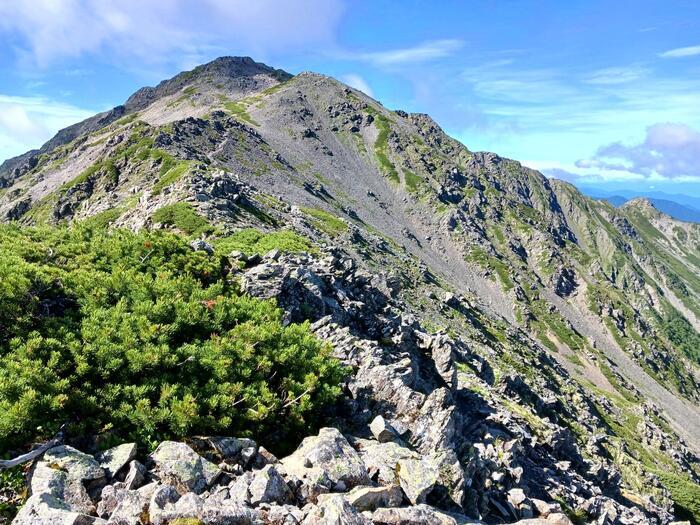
457, 59, 700, 136
0, 95, 94, 161
340, 74, 373, 97
659, 45, 700, 58
0, 0, 345, 67
583, 65, 650, 85
342, 39, 464, 66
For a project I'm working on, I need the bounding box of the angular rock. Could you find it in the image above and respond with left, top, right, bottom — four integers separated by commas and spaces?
29, 446, 105, 515
201, 497, 263, 524
353, 440, 419, 486
229, 471, 253, 505
149, 441, 220, 494
369, 416, 399, 443
345, 485, 403, 512
190, 238, 214, 254
302, 494, 371, 524
123, 460, 147, 490
44, 445, 105, 482
12, 493, 107, 525
249, 465, 292, 506
190, 436, 257, 464
97, 443, 137, 479
514, 513, 573, 525
281, 428, 369, 493
531, 499, 562, 518
148, 484, 180, 525
397, 457, 439, 505
265, 503, 306, 524
106, 489, 150, 525
371, 504, 476, 525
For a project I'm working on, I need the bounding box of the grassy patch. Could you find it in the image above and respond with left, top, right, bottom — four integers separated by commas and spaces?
152, 203, 213, 236
214, 228, 315, 256
153, 161, 192, 195
223, 101, 260, 126
654, 470, 700, 524
301, 207, 348, 236
80, 208, 124, 229
404, 169, 421, 193
365, 108, 399, 183
115, 113, 139, 126
664, 309, 700, 364
63, 158, 118, 191
466, 247, 514, 291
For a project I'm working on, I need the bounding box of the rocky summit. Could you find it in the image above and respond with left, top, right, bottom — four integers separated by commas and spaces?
0, 56, 699, 525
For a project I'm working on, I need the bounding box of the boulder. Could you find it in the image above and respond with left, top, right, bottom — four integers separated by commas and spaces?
29, 446, 105, 515
345, 485, 403, 512
123, 460, 147, 490
513, 513, 573, 525
148, 484, 180, 525
281, 428, 369, 494
169, 491, 205, 519
97, 484, 125, 517
190, 239, 214, 255
397, 458, 439, 504
43, 445, 105, 482
190, 436, 257, 464
353, 440, 419, 486
371, 504, 476, 524
97, 443, 137, 478
28, 462, 68, 500
248, 465, 293, 506
229, 472, 253, 505
201, 497, 263, 524
12, 493, 107, 525
105, 489, 150, 525
530, 499, 562, 518
149, 441, 220, 494
265, 504, 306, 524
369, 416, 399, 443
303, 494, 371, 524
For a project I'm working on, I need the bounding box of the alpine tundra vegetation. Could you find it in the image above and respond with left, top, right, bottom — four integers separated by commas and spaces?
0, 57, 698, 525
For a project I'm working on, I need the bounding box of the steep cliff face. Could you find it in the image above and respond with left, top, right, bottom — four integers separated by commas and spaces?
1, 57, 698, 524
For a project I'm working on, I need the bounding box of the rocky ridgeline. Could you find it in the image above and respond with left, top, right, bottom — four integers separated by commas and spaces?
233, 248, 684, 524
11, 246, 691, 525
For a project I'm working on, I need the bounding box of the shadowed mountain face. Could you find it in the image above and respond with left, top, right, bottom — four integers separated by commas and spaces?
1, 57, 699, 523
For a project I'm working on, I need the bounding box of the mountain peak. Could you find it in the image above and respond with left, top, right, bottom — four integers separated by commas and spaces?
124, 56, 291, 110
621, 196, 658, 214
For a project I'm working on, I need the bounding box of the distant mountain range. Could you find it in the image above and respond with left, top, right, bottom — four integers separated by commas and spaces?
578, 187, 700, 223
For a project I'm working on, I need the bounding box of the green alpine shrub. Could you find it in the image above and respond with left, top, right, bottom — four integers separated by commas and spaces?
0, 224, 344, 454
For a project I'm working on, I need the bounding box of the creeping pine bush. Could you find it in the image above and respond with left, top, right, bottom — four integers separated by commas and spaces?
0, 224, 344, 455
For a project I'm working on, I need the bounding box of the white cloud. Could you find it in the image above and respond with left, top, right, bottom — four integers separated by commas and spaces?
583, 123, 700, 179
0, 0, 345, 67
659, 45, 700, 58
340, 74, 373, 97
583, 65, 650, 85
343, 39, 464, 66
0, 95, 94, 162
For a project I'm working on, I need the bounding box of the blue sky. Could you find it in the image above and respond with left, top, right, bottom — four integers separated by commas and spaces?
1, 0, 700, 197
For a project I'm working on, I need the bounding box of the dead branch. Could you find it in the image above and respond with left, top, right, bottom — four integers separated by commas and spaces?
0, 425, 66, 471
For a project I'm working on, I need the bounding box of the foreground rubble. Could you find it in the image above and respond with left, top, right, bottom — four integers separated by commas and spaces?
14, 432, 577, 525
